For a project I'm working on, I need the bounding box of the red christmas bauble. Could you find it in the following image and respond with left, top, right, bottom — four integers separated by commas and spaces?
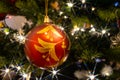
24, 23, 71, 69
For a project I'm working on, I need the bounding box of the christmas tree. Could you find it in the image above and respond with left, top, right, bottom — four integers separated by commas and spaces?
0, 0, 120, 80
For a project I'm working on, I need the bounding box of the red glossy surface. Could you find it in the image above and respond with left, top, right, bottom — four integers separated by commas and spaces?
24, 23, 71, 69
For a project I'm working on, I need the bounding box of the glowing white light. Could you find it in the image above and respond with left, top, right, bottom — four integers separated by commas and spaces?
89, 74, 95, 80
87, 72, 99, 80
19, 72, 31, 80
22, 73, 28, 78
71, 27, 80, 36
99, 27, 110, 37
5, 32, 9, 35
74, 27, 80, 32
76, 27, 80, 31
108, 33, 110, 36
17, 35, 25, 43
59, 11, 63, 16
75, 36, 78, 39
73, 25, 79, 31
67, 2, 74, 8
64, 16, 68, 19
101, 30, 106, 34
59, 26, 64, 30
91, 24, 93, 27
16, 66, 21, 71
91, 7, 95, 11
105, 73, 110, 76
81, 0, 86, 4
17, 35, 25, 40
5, 69, 10, 73
80, 28, 85, 32
90, 27, 96, 32
49, 68, 60, 79
52, 70, 57, 75
43, 68, 73, 80
0, 67, 12, 80
71, 32, 74, 36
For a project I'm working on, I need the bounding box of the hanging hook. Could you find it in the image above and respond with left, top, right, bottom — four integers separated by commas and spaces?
44, 0, 50, 23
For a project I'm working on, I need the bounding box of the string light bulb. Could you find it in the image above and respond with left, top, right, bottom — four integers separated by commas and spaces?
101, 29, 106, 34
90, 27, 96, 32
5, 69, 10, 73
89, 74, 95, 80
91, 7, 95, 11
91, 24, 94, 28
81, 0, 86, 4
16, 66, 21, 71
71, 26, 80, 36
48, 68, 60, 79
0, 66, 13, 80
67, 2, 74, 8
86, 71, 99, 80
52, 70, 58, 76
64, 15, 68, 19
22, 73, 28, 78
59, 11, 64, 16
17, 35, 25, 42
59, 26, 64, 30
80, 28, 85, 32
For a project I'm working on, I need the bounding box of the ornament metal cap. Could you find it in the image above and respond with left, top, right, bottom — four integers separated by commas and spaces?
44, 16, 50, 23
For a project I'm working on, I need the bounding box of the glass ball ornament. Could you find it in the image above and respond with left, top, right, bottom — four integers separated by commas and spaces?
24, 22, 71, 69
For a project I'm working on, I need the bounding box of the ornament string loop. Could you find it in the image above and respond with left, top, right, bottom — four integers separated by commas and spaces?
44, 0, 50, 22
